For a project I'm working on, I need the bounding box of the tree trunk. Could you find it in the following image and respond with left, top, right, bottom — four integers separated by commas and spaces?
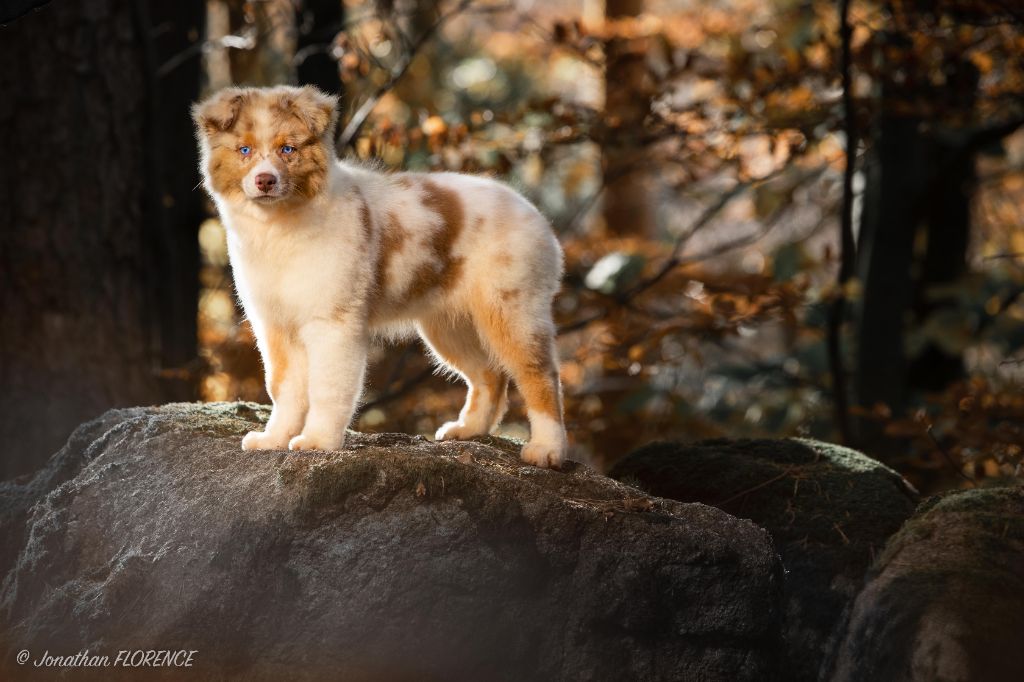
296, 0, 344, 95
602, 0, 653, 237
853, 41, 980, 455
906, 63, 979, 393
0, 0, 203, 480
852, 114, 927, 452
144, 0, 206, 382
905, 138, 973, 391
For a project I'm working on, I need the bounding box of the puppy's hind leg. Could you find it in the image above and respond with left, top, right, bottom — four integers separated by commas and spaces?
418, 315, 509, 441
475, 305, 566, 469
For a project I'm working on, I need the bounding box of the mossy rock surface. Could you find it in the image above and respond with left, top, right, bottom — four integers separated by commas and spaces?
828, 485, 1024, 682
1, 403, 784, 682
610, 438, 919, 682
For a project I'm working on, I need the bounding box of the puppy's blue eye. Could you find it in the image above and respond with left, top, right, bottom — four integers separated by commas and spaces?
239, 146, 251, 156
281, 145, 295, 155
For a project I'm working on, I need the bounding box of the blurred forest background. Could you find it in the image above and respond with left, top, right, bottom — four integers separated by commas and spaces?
2, 0, 1023, 495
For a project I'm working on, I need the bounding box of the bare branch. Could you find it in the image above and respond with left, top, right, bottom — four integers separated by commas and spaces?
557, 165, 828, 335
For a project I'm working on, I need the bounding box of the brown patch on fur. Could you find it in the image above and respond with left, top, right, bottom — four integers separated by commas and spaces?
269, 86, 339, 138
493, 251, 513, 266
353, 188, 374, 243
205, 138, 253, 202
374, 211, 409, 298
279, 119, 330, 199
291, 144, 329, 199
201, 97, 260, 201
193, 90, 249, 135
264, 327, 294, 400
498, 288, 521, 302
393, 175, 414, 190
404, 179, 466, 299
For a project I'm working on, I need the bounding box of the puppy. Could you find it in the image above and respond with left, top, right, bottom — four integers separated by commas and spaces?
192, 85, 567, 468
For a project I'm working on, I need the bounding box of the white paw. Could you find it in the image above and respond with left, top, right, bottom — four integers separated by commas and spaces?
288, 432, 345, 452
241, 430, 290, 451
520, 441, 565, 469
435, 420, 485, 441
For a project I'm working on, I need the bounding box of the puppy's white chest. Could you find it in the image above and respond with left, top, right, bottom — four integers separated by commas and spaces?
245, 247, 306, 301
227, 219, 346, 325
228, 224, 315, 317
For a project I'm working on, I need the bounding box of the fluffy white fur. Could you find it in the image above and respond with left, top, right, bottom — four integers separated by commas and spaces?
193, 86, 567, 467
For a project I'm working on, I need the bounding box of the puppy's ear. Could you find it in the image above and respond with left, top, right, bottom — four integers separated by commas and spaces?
192, 89, 247, 135
278, 86, 340, 139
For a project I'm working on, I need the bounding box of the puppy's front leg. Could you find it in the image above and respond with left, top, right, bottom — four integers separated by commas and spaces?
288, 319, 368, 451
242, 325, 308, 450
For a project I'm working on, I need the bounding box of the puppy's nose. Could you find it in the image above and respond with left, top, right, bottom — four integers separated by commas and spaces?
255, 173, 277, 193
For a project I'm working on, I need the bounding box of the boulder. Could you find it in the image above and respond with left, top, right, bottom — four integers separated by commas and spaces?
609, 438, 919, 682
828, 486, 1024, 682
0, 407, 141, 580
1, 403, 784, 682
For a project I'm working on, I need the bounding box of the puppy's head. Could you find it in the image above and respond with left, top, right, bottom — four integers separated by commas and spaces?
192, 85, 339, 206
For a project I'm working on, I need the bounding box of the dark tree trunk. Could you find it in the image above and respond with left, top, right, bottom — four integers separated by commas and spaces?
602, 0, 653, 237
144, 0, 206, 382
0, 0, 203, 480
853, 114, 927, 446
853, 40, 981, 456
295, 0, 344, 95
906, 138, 973, 391
906, 63, 979, 393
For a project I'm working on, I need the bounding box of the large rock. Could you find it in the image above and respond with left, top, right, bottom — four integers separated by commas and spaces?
828, 486, 1024, 682
0, 407, 138, 581
1, 403, 783, 681
609, 438, 919, 682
